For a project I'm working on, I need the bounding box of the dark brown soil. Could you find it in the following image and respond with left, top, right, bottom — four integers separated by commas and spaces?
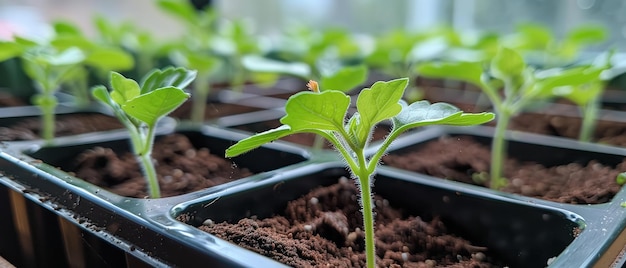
193, 177, 502, 267
382, 135, 625, 204
69, 133, 253, 198
508, 112, 626, 146
0, 113, 124, 141
169, 100, 262, 120
0, 92, 27, 107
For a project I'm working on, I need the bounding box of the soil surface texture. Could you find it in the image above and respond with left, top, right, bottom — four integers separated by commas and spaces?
0, 113, 123, 141
70, 133, 252, 198
383, 135, 625, 204
193, 177, 502, 267
170, 100, 261, 120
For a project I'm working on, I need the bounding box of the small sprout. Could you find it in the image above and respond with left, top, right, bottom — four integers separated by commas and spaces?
225, 78, 494, 268
92, 67, 196, 198
418, 46, 609, 189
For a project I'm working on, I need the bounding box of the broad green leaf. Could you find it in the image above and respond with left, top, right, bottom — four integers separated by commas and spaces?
393, 100, 494, 132
51, 35, 94, 50
417, 61, 484, 87
13, 36, 38, 47
281, 91, 350, 132
566, 25, 607, 46
122, 86, 190, 126
320, 65, 368, 92
171, 51, 221, 72
85, 47, 135, 71
140, 67, 197, 94
534, 66, 603, 97
512, 23, 552, 50
110, 72, 141, 105
491, 47, 525, 81
156, 0, 198, 25
53, 20, 83, 36
225, 125, 294, 157
242, 55, 311, 79
357, 78, 407, 127
0, 41, 22, 62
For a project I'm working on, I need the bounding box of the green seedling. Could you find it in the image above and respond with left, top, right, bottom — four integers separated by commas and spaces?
169, 48, 222, 123
418, 46, 608, 188
542, 52, 613, 142
270, 26, 368, 69
0, 36, 87, 144
94, 15, 174, 79
365, 27, 466, 101
242, 56, 367, 149
51, 20, 136, 107
503, 22, 607, 67
225, 78, 494, 267
91, 67, 196, 198
158, 0, 261, 92
242, 55, 368, 94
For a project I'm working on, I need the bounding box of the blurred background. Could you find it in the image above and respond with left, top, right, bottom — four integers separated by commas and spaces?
0, 0, 624, 51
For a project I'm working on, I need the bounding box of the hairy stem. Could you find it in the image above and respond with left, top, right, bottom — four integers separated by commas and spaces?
355, 151, 376, 268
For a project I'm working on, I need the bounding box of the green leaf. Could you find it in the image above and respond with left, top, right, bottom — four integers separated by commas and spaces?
85, 47, 135, 71
91, 85, 115, 107
50, 35, 94, 51
534, 66, 604, 98
357, 78, 406, 127
140, 67, 197, 94
110, 72, 141, 105
320, 65, 368, 92
393, 100, 495, 132
566, 25, 607, 46
512, 23, 552, 50
13, 36, 38, 47
345, 112, 363, 146
171, 51, 221, 73
156, 0, 199, 25
53, 20, 83, 36
241, 55, 311, 79
0, 41, 22, 62
280, 91, 350, 132
417, 61, 485, 87
225, 125, 294, 157
491, 47, 525, 81
122, 86, 190, 126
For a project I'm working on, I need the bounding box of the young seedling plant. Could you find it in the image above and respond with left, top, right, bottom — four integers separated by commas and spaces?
417, 46, 608, 189
169, 48, 222, 123
225, 78, 494, 267
91, 67, 196, 198
242, 55, 368, 149
5, 37, 87, 144
51, 20, 136, 107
